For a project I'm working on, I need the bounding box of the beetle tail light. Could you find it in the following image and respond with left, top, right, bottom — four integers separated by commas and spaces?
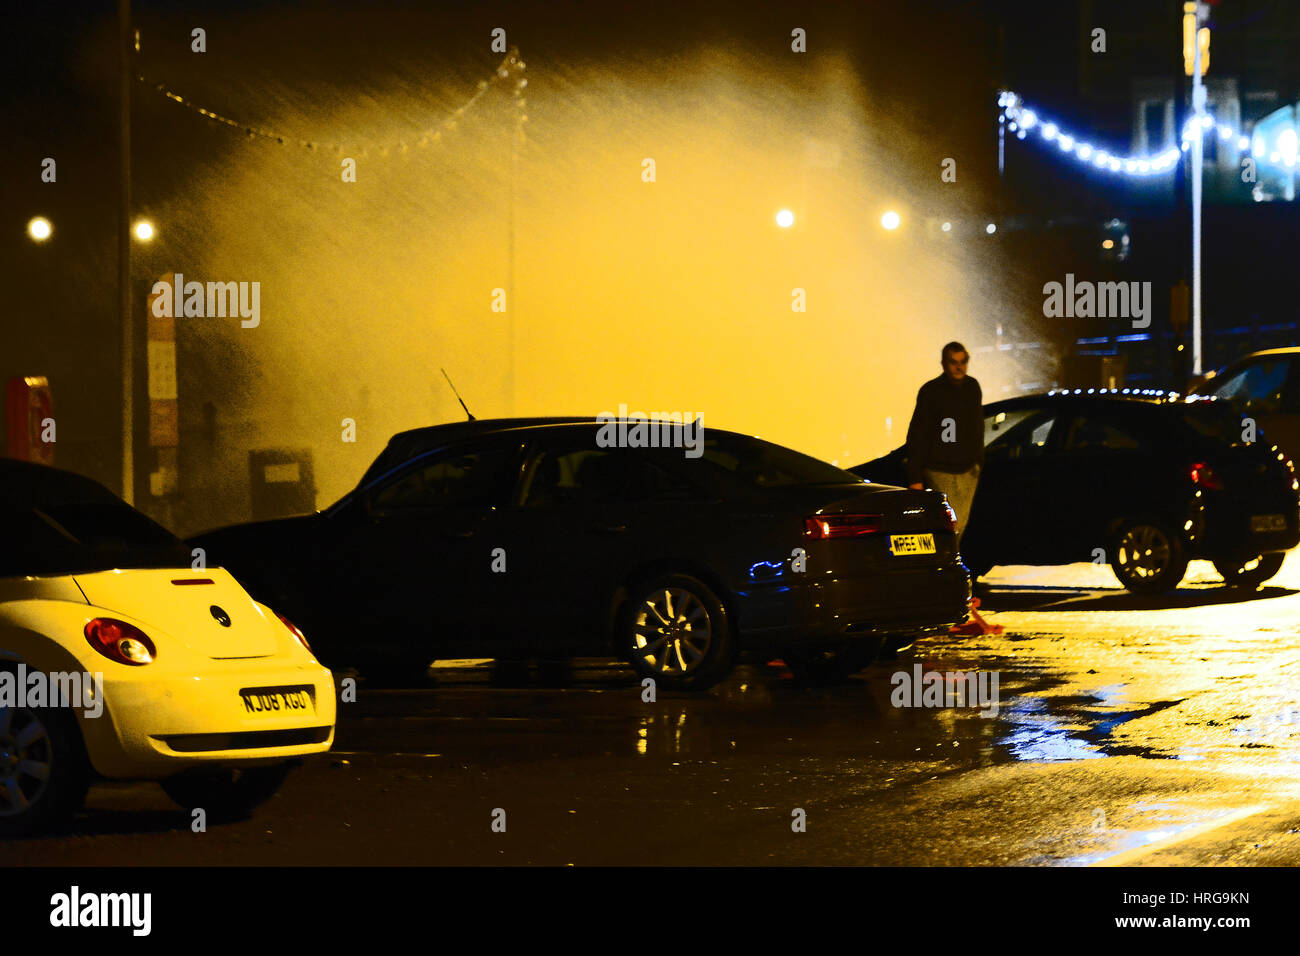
276, 613, 313, 653
84, 618, 156, 666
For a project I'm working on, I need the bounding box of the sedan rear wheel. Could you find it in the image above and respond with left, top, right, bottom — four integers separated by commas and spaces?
622, 574, 733, 690
1214, 553, 1285, 590
0, 702, 90, 837
1110, 522, 1188, 594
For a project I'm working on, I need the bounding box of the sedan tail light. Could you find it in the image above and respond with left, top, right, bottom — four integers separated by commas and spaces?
276, 613, 313, 653
84, 618, 156, 666
1189, 461, 1224, 491
941, 501, 958, 533
803, 514, 884, 539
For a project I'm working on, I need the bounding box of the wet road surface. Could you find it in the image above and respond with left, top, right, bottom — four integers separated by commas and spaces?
7, 557, 1300, 865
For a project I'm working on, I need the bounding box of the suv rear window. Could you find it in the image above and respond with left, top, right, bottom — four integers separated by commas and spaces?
1181, 400, 1245, 446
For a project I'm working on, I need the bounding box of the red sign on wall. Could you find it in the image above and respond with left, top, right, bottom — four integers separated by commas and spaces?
6, 376, 54, 465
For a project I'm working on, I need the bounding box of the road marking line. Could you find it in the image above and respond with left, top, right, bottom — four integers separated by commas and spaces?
1092, 804, 1272, 866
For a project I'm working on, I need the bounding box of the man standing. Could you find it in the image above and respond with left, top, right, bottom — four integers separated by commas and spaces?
905, 341, 983, 543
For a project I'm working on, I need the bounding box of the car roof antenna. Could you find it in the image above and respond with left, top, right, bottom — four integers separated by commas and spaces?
441, 368, 476, 421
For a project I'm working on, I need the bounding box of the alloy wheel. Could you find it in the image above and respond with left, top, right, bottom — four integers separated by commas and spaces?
631, 587, 713, 677
0, 707, 53, 819
1116, 524, 1172, 581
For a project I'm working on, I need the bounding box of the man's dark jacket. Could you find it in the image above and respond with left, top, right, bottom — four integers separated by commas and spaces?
904, 373, 984, 484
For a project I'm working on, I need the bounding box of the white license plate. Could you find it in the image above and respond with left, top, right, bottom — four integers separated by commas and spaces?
241, 685, 315, 716
1251, 514, 1287, 533
889, 533, 936, 555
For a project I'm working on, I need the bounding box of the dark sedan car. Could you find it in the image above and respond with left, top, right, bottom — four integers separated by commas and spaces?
852, 390, 1300, 593
192, 419, 971, 688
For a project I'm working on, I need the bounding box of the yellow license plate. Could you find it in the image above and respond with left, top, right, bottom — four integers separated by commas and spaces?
889, 533, 936, 555
240, 685, 315, 716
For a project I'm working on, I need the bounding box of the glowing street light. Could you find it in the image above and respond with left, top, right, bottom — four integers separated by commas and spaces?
880, 210, 901, 230
986, 223, 997, 234
27, 216, 52, 241
775, 209, 795, 228
133, 219, 155, 242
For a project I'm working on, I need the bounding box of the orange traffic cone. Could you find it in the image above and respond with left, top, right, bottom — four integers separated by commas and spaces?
949, 596, 1003, 635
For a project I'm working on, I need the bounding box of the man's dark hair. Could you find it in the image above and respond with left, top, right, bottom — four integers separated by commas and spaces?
941, 341, 968, 361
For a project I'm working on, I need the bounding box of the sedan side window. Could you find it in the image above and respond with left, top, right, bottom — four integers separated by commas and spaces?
522, 445, 700, 508
371, 443, 519, 511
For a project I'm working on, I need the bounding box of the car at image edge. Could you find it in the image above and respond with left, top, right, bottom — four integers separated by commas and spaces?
852, 390, 1300, 593
0, 460, 336, 836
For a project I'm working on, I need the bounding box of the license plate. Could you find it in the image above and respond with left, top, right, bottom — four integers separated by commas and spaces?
240, 685, 315, 716
889, 533, 936, 555
1251, 514, 1288, 533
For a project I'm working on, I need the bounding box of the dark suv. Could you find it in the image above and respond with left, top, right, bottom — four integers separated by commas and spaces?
853, 390, 1300, 593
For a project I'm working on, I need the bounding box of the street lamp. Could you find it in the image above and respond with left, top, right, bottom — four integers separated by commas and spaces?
27, 216, 52, 241
881, 210, 901, 230
133, 219, 155, 242
775, 208, 795, 228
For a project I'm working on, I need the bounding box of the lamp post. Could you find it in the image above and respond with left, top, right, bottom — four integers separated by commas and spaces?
1186, 0, 1209, 376
119, 0, 133, 502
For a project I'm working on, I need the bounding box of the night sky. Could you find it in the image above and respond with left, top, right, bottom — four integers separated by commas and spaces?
4, 1, 1297, 528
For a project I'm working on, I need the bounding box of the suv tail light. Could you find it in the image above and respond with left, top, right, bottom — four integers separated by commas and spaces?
1190, 461, 1224, 490
276, 613, 313, 653
84, 618, 156, 666
803, 514, 883, 539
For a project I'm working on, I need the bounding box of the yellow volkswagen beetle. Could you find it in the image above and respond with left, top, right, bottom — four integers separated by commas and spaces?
0, 460, 335, 836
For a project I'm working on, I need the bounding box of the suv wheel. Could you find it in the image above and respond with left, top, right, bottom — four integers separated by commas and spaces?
1110, 521, 1188, 594
620, 573, 733, 690
1214, 553, 1285, 589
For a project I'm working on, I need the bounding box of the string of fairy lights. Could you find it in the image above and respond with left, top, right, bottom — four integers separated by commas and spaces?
999, 90, 1258, 177
135, 47, 527, 158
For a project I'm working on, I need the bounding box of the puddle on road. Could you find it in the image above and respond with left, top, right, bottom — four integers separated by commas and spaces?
340, 657, 1187, 769
341, 643, 1297, 772
994, 690, 1185, 762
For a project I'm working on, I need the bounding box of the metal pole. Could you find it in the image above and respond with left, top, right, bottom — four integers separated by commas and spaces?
119, 0, 134, 502
1190, 2, 1206, 376
507, 89, 516, 417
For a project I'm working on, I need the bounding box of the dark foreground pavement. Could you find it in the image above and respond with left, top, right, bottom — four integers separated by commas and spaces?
6, 558, 1300, 866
